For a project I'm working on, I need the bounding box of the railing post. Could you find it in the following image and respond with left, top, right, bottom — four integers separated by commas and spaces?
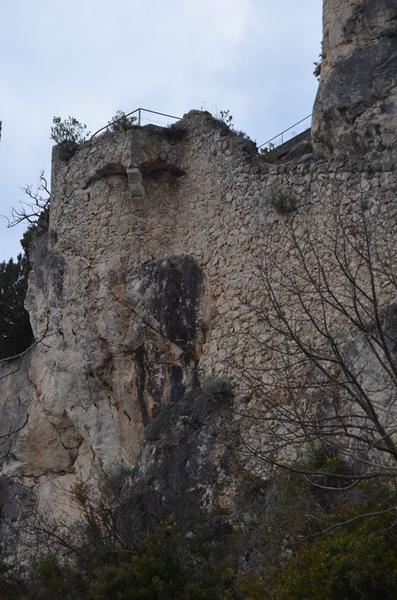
138, 109, 141, 127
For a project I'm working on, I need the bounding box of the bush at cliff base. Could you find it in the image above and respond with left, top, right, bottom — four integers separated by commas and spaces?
263, 507, 397, 600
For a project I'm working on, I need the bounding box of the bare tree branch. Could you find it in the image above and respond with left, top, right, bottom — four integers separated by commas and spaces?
1, 171, 50, 229
235, 186, 397, 493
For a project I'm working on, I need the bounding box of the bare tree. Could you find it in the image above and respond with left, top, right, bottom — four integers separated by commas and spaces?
236, 189, 397, 501
2, 171, 50, 229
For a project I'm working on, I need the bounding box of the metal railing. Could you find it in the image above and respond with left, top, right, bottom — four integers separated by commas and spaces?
258, 114, 312, 153
89, 108, 182, 141
89, 107, 312, 156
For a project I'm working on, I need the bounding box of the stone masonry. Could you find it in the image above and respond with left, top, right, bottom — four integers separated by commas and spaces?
1, 0, 397, 537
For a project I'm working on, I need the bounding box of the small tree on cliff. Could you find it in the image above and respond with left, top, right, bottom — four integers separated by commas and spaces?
106, 110, 137, 132
236, 188, 397, 522
50, 116, 90, 144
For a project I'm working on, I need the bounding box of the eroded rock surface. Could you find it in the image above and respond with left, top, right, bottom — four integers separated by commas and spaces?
118, 388, 235, 537
1, 99, 397, 552
312, 0, 397, 159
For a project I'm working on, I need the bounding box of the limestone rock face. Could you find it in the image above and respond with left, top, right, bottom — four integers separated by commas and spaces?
0, 116, 221, 537
118, 388, 235, 535
1, 103, 397, 553
312, 0, 397, 158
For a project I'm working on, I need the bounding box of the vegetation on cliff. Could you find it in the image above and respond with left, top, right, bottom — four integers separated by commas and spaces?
0, 172, 52, 361
0, 253, 33, 360
1, 463, 397, 599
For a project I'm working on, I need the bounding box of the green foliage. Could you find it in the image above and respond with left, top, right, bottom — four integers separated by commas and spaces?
25, 556, 86, 600
313, 43, 324, 80
4, 479, 397, 599
313, 59, 322, 79
20, 205, 50, 258
201, 375, 234, 403
303, 445, 356, 490
259, 143, 275, 155
0, 547, 22, 599
0, 253, 33, 360
14, 518, 235, 600
3, 444, 396, 599
259, 144, 280, 164
228, 573, 267, 600
163, 123, 187, 141
50, 116, 90, 144
0, 173, 50, 361
107, 110, 137, 133
266, 510, 397, 599
264, 187, 297, 214
88, 528, 216, 600
217, 109, 234, 128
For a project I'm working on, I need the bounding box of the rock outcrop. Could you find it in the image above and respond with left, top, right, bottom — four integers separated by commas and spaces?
312, 0, 397, 159
1, 0, 397, 557
1, 108, 397, 544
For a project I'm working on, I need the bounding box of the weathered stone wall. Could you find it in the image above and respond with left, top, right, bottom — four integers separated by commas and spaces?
1, 110, 397, 529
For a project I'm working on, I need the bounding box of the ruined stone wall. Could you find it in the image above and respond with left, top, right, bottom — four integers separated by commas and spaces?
1, 110, 397, 528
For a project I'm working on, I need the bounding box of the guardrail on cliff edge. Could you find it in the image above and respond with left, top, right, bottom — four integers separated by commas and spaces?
89, 108, 182, 141
258, 114, 312, 153
89, 107, 312, 155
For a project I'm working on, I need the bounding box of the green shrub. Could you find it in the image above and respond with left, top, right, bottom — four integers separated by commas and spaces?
26, 556, 86, 600
20, 206, 50, 258
88, 530, 215, 600
50, 116, 89, 144
201, 375, 234, 403
313, 43, 324, 80
259, 144, 280, 164
264, 187, 297, 214
217, 109, 234, 128
19, 519, 234, 600
7, 483, 397, 600
229, 573, 267, 600
106, 110, 137, 133
302, 445, 356, 490
266, 508, 397, 600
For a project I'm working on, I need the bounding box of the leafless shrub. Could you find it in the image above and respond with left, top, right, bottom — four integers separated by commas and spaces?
235, 188, 397, 509
2, 171, 50, 230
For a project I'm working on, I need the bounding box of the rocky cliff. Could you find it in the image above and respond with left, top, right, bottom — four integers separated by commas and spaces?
1, 0, 397, 559
312, 0, 397, 159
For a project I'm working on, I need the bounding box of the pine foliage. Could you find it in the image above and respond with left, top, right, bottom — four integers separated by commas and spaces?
0, 254, 34, 360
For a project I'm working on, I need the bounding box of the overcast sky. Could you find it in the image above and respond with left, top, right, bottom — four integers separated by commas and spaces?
0, 0, 322, 262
